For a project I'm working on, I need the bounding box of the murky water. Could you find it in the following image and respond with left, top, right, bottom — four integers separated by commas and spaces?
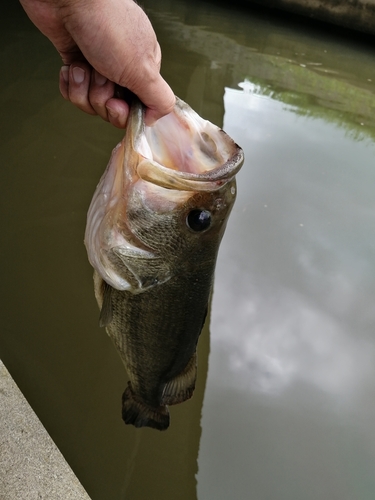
2, 1, 375, 499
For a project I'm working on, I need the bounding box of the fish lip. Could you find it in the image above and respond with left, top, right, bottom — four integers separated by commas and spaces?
136, 147, 243, 192
130, 96, 244, 191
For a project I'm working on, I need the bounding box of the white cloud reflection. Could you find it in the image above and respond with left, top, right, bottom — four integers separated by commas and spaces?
207, 86, 375, 405
211, 282, 375, 398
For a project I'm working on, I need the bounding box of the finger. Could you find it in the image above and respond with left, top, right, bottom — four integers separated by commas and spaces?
59, 65, 70, 100
141, 75, 176, 126
59, 64, 129, 127
105, 98, 130, 129
89, 70, 115, 121
68, 63, 97, 115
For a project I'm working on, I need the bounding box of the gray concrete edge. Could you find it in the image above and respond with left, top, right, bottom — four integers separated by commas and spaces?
0, 360, 92, 500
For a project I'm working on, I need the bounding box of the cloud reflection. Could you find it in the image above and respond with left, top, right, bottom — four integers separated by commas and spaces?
212, 281, 375, 398
207, 85, 375, 404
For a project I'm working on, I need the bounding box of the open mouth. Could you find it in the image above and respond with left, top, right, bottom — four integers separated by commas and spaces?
134, 97, 244, 192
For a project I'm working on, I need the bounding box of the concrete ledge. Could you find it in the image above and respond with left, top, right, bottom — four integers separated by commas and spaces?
0, 361, 91, 500
246, 0, 375, 36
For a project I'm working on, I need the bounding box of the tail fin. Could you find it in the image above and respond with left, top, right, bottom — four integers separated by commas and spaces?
122, 383, 170, 431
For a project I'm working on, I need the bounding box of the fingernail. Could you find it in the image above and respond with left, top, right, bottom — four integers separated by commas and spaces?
94, 71, 107, 85
72, 66, 85, 84
61, 65, 69, 83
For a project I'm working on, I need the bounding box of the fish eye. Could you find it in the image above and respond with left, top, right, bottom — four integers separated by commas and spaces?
186, 210, 211, 232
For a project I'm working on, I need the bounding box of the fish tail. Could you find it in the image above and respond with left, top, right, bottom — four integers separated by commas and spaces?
122, 383, 170, 431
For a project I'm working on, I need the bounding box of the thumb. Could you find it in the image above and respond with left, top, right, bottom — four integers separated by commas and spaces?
130, 73, 176, 126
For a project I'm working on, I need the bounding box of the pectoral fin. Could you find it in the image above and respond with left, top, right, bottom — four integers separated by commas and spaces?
99, 281, 114, 327
111, 246, 172, 293
161, 352, 197, 406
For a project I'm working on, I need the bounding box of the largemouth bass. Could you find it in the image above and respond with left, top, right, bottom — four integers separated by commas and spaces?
84, 96, 243, 430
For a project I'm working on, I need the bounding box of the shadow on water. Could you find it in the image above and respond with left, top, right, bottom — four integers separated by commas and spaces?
0, 3, 208, 499
2, 0, 375, 499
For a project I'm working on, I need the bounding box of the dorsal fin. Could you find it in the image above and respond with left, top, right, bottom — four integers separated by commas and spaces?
161, 352, 197, 406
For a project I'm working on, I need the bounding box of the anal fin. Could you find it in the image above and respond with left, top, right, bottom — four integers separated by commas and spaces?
161, 352, 197, 406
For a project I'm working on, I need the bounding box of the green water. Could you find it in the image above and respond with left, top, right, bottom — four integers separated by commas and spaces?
1, 1, 375, 499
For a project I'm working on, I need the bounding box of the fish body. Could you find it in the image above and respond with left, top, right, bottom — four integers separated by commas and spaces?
85, 96, 243, 430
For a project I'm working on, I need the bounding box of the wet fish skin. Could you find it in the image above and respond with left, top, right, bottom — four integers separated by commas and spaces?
85, 96, 243, 430
94, 180, 236, 429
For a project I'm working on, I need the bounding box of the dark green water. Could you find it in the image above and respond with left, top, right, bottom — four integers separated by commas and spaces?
1, 1, 375, 499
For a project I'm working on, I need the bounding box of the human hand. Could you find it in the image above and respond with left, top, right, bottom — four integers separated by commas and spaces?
19, 0, 175, 127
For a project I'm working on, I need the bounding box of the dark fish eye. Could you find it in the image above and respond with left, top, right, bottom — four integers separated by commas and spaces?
186, 210, 211, 232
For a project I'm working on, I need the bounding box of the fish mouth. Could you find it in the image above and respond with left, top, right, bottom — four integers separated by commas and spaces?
131, 97, 244, 192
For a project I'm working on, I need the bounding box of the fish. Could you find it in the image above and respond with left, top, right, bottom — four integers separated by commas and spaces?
84, 96, 244, 430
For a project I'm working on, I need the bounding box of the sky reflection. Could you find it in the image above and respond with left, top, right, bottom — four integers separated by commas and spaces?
197, 83, 375, 500
208, 86, 375, 402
